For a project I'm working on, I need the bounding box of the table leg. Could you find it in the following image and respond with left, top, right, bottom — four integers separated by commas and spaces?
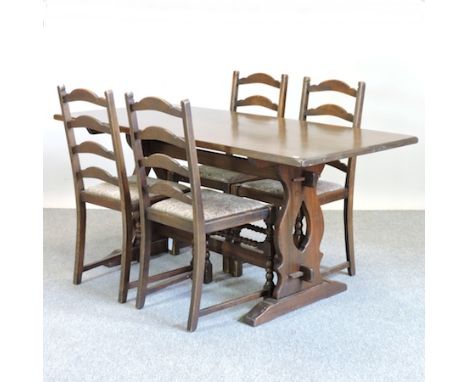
241, 164, 346, 326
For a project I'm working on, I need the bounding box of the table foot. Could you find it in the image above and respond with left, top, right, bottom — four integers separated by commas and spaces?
240, 279, 346, 327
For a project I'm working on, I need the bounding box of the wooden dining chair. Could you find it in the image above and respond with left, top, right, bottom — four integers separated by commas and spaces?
57, 86, 172, 303
196, 71, 289, 192
230, 70, 288, 116
233, 77, 366, 277
126, 93, 272, 331
191, 71, 288, 276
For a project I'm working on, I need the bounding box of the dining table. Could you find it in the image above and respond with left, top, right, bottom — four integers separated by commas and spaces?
54, 106, 418, 326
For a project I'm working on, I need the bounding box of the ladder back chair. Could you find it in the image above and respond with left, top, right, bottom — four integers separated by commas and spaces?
181, 71, 289, 194
234, 77, 366, 276
57, 86, 137, 301
230, 70, 288, 116
196, 71, 288, 276
126, 93, 272, 331
173, 71, 288, 268
197, 71, 289, 192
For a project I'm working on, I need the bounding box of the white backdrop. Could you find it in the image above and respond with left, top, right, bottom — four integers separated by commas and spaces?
43, 0, 424, 209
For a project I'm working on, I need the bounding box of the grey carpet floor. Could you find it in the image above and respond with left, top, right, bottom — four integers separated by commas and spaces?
43, 209, 424, 382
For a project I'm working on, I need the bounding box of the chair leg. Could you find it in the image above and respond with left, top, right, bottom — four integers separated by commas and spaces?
222, 255, 231, 274
229, 258, 243, 277
230, 227, 243, 277
118, 215, 134, 303
187, 237, 206, 332
221, 228, 243, 277
135, 220, 152, 309
73, 202, 86, 285
204, 249, 213, 284
170, 239, 181, 256
227, 184, 244, 277
131, 216, 141, 261
344, 198, 356, 276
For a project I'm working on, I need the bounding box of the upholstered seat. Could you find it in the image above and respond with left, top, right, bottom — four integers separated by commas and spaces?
82, 175, 189, 210
149, 189, 269, 223
238, 178, 343, 198
199, 165, 256, 184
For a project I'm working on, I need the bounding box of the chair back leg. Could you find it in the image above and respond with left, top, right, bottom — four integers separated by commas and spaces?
187, 237, 207, 332
73, 202, 87, 285
344, 198, 356, 276
136, 220, 153, 309
118, 216, 134, 303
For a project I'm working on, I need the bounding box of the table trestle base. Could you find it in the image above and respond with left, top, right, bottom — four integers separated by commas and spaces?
240, 279, 347, 327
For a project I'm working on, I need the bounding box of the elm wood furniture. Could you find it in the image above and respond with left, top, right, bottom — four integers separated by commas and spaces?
205, 71, 289, 276
54, 106, 417, 326
233, 78, 365, 277
57, 86, 171, 303
125, 94, 272, 331
194, 71, 289, 194
176, 71, 289, 274
198, 71, 288, 192
57, 86, 135, 294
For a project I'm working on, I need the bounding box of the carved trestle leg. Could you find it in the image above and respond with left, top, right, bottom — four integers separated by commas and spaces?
241, 164, 347, 326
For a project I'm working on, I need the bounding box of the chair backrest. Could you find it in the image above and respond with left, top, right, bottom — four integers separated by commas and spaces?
57, 86, 131, 212
125, 94, 205, 236
298, 77, 365, 128
298, 78, 366, 188
230, 71, 288, 117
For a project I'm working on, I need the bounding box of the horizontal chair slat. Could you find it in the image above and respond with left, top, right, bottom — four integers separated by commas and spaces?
309, 79, 357, 97
128, 265, 193, 289
82, 252, 122, 272
238, 73, 281, 88
138, 126, 186, 149
74, 141, 115, 160
141, 153, 190, 178
305, 104, 354, 122
80, 166, 119, 186
69, 115, 111, 134
147, 180, 192, 204
132, 96, 182, 117
237, 95, 278, 111
144, 272, 192, 297
64, 88, 108, 107
199, 290, 266, 317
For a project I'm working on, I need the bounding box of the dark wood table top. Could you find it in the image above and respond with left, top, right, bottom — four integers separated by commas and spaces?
54, 106, 418, 167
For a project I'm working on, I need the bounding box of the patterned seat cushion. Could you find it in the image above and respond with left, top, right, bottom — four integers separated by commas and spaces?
150, 189, 269, 222
82, 175, 188, 208
199, 165, 257, 184
239, 179, 343, 198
